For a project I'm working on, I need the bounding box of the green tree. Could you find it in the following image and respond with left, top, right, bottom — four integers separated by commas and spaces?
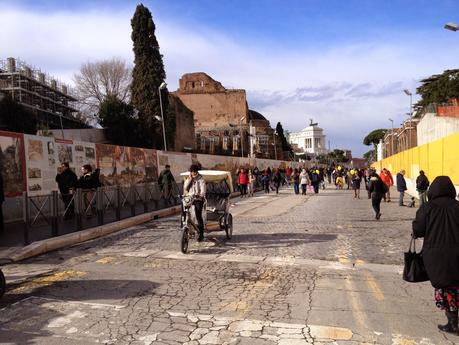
328, 149, 349, 163
416, 69, 459, 112
131, 4, 173, 149
99, 96, 143, 147
275, 122, 292, 152
363, 129, 386, 147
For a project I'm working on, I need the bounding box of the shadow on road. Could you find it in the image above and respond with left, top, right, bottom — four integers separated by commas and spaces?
1, 278, 157, 307
196, 232, 337, 255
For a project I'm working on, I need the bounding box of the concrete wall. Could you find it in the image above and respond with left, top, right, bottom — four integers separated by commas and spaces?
373, 131, 459, 198
417, 112, 459, 146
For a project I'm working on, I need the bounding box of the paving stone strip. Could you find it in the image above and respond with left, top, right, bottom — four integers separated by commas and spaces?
0, 297, 436, 345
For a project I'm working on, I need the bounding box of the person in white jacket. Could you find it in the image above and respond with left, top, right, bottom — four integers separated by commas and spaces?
184, 165, 206, 241
299, 169, 310, 195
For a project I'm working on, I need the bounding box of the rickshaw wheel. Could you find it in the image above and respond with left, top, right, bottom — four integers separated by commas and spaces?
225, 214, 233, 240
180, 227, 189, 254
0, 269, 5, 298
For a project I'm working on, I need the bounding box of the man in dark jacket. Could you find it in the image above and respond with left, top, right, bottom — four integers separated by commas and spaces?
158, 165, 175, 195
416, 170, 430, 206
368, 169, 386, 220
396, 170, 407, 206
413, 176, 459, 334
55, 162, 77, 220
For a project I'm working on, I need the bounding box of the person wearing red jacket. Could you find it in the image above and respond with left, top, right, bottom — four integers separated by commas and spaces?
379, 168, 394, 202
237, 168, 249, 198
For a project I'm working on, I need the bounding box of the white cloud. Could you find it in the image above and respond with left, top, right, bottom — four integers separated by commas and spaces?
1, 5, 458, 155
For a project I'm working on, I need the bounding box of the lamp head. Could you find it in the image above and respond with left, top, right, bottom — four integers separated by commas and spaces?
154, 115, 163, 122
445, 22, 459, 31
403, 89, 412, 96
159, 82, 167, 90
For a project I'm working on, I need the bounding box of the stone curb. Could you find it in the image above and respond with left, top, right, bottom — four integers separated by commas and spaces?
1, 205, 182, 263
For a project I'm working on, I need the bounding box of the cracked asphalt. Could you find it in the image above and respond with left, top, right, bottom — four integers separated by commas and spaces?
0, 186, 456, 344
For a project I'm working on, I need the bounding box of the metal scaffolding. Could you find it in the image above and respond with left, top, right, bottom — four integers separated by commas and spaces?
0, 57, 83, 127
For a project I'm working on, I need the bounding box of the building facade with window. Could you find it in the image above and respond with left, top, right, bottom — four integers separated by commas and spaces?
172, 73, 282, 159
288, 122, 328, 156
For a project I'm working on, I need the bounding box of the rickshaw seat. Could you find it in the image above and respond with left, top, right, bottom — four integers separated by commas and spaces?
206, 192, 229, 212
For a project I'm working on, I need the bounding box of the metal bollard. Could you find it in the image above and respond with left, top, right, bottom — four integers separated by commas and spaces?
51, 191, 59, 237
130, 185, 135, 217
22, 192, 30, 245
143, 184, 148, 213
96, 188, 103, 225
116, 185, 121, 221
74, 189, 82, 231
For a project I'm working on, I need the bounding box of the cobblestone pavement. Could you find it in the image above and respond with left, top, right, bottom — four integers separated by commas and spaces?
0, 187, 454, 344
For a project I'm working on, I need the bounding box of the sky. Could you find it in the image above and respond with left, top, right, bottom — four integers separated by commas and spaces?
1, 0, 459, 156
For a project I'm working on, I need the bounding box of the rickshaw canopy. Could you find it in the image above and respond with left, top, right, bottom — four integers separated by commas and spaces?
180, 170, 233, 193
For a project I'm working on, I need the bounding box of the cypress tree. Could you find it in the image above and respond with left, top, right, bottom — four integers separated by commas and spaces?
131, 4, 172, 149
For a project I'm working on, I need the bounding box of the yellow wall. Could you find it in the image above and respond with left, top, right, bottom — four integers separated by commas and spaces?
373, 131, 459, 185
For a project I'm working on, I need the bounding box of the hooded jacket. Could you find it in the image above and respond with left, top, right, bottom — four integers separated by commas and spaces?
413, 176, 459, 288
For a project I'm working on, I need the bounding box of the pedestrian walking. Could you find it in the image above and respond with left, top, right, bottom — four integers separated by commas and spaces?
292, 168, 300, 195
351, 169, 361, 198
158, 164, 175, 193
369, 169, 386, 220
55, 162, 77, 220
396, 170, 407, 206
311, 169, 321, 194
379, 168, 394, 202
237, 168, 249, 197
262, 169, 271, 194
364, 168, 372, 199
416, 170, 430, 206
247, 169, 255, 197
300, 169, 310, 195
272, 169, 282, 194
412, 176, 459, 335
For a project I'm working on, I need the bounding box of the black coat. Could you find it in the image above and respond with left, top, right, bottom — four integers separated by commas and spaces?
413, 176, 459, 288
416, 174, 429, 192
396, 173, 407, 192
368, 173, 386, 196
55, 169, 77, 194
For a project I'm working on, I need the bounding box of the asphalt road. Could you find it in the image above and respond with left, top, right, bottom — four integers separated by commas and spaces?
0, 186, 455, 344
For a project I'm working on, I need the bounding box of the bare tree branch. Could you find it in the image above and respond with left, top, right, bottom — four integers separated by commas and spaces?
73, 57, 132, 122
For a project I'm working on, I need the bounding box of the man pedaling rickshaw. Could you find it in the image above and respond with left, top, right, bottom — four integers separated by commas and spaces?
183, 165, 206, 241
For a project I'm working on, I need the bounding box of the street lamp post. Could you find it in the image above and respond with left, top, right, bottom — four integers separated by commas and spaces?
240, 116, 246, 158
273, 131, 278, 160
388, 118, 394, 156
403, 89, 413, 150
158, 82, 167, 151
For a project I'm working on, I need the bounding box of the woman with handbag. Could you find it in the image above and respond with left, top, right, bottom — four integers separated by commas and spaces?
413, 176, 459, 335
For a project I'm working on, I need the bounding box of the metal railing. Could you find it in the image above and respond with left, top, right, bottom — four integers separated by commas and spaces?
21, 182, 182, 245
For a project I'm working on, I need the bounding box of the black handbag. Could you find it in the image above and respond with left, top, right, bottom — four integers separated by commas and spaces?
403, 235, 429, 283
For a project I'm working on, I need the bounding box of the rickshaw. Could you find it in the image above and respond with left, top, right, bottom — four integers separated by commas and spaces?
179, 170, 234, 254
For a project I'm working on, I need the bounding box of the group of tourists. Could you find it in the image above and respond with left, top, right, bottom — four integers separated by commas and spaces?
55, 163, 102, 220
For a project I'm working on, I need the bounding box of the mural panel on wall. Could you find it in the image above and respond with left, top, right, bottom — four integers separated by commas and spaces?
157, 151, 192, 180
0, 131, 25, 197
96, 144, 158, 186
24, 135, 97, 195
